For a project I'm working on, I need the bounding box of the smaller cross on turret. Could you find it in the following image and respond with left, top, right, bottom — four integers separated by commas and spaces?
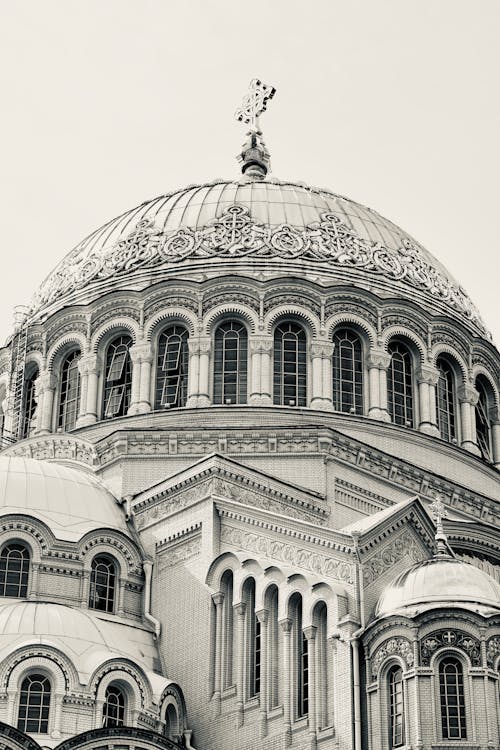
430, 496, 450, 556
235, 78, 276, 132
235, 79, 276, 181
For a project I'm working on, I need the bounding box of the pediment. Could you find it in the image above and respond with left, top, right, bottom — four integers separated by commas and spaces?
132, 453, 329, 530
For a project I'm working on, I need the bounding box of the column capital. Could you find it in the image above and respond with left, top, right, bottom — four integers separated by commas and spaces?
255, 608, 269, 625
129, 341, 154, 364
78, 352, 101, 376
233, 601, 246, 617
249, 336, 273, 354
36, 371, 57, 392
211, 591, 224, 607
303, 625, 317, 641
416, 364, 440, 386
279, 617, 293, 633
188, 337, 211, 355
458, 383, 479, 405
310, 341, 334, 359
367, 349, 391, 370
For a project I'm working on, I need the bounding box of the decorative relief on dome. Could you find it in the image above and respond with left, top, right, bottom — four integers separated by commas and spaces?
370, 637, 414, 678
420, 629, 481, 667
32, 204, 487, 335
221, 524, 354, 583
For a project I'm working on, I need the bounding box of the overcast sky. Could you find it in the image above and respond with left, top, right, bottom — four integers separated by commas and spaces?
1, 0, 499, 347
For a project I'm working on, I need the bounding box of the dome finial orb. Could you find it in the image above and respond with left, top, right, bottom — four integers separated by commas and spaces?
430, 495, 450, 557
235, 78, 276, 180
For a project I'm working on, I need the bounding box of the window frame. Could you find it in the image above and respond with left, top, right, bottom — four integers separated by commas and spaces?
0, 541, 30, 599
332, 328, 364, 415
102, 683, 126, 728
21, 366, 39, 439
89, 554, 117, 614
387, 340, 416, 428
387, 664, 405, 749
213, 320, 248, 406
435, 356, 458, 444
57, 349, 82, 432
101, 334, 133, 420
273, 321, 308, 408
437, 655, 468, 741
17, 672, 52, 734
475, 374, 495, 462
154, 325, 189, 410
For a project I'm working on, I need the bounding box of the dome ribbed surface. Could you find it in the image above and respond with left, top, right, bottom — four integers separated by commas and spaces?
0, 457, 129, 541
376, 556, 500, 617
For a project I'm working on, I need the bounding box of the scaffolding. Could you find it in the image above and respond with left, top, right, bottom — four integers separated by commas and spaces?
1, 306, 30, 448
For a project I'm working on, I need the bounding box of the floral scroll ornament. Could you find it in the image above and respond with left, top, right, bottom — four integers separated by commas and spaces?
31, 203, 488, 337
371, 637, 414, 679
420, 629, 481, 667
486, 636, 500, 668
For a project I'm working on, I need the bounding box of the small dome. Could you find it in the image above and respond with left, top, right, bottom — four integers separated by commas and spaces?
31, 179, 487, 337
0, 457, 129, 541
375, 556, 500, 618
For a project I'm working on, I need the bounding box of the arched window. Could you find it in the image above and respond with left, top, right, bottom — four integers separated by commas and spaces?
17, 674, 51, 733
436, 358, 456, 442
155, 326, 189, 409
221, 570, 234, 690
243, 578, 260, 698
102, 684, 126, 728
388, 665, 405, 748
313, 602, 329, 729
213, 322, 248, 405
103, 335, 132, 419
332, 329, 363, 414
439, 657, 466, 739
164, 703, 180, 741
290, 593, 308, 718
266, 585, 280, 709
89, 555, 116, 613
475, 375, 494, 461
273, 322, 307, 407
387, 342, 414, 427
58, 350, 81, 431
22, 368, 38, 439
0, 543, 30, 598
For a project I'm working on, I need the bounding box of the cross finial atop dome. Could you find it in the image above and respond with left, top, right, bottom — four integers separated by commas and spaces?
236, 79, 276, 181
430, 496, 451, 557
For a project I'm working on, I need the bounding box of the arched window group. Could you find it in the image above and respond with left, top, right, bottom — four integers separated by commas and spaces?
214, 574, 330, 728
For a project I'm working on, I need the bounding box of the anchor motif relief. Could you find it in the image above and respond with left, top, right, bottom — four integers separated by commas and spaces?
32, 202, 487, 335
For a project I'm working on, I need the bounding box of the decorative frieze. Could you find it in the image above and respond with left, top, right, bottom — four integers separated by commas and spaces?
157, 536, 202, 571
363, 530, 423, 585
221, 524, 354, 584
420, 629, 481, 667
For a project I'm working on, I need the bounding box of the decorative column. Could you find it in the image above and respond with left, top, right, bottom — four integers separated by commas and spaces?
28, 562, 40, 599
128, 341, 154, 415
256, 608, 269, 737
367, 349, 391, 421
52, 693, 64, 738
76, 353, 101, 426
457, 383, 481, 455
327, 635, 338, 735
249, 337, 273, 405
491, 418, 500, 468
411, 626, 422, 750
304, 626, 317, 750
234, 602, 246, 727
117, 577, 126, 615
35, 371, 57, 435
186, 337, 211, 408
416, 364, 440, 436
80, 570, 90, 607
212, 591, 224, 715
279, 618, 293, 746
310, 342, 334, 411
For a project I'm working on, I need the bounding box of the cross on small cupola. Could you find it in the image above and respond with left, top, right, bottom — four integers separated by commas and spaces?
430, 496, 451, 557
236, 79, 276, 181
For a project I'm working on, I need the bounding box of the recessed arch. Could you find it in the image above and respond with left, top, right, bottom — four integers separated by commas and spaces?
91, 318, 139, 354
47, 333, 87, 371
265, 305, 319, 337
381, 326, 426, 363
204, 304, 258, 335
431, 344, 468, 383
144, 308, 197, 340
326, 313, 377, 346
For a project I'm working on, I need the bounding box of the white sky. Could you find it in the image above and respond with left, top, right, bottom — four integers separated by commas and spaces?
0, 0, 499, 346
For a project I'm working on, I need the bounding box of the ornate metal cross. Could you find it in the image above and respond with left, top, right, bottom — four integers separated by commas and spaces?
235, 78, 276, 132
430, 496, 447, 528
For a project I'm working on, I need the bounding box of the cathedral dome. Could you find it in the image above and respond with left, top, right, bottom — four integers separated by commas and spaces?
375, 555, 500, 618
0, 457, 129, 541
31, 179, 487, 337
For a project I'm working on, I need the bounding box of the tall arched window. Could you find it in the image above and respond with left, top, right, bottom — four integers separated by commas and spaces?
273, 322, 307, 407
388, 665, 405, 748
243, 578, 260, 698
58, 350, 81, 431
0, 543, 30, 598
102, 684, 126, 728
436, 358, 456, 442
213, 322, 248, 405
266, 585, 280, 709
332, 329, 363, 414
164, 703, 180, 741
313, 602, 329, 729
221, 570, 234, 690
103, 335, 132, 419
22, 368, 38, 439
290, 593, 308, 718
17, 674, 51, 733
439, 657, 467, 739
89, 555, 116, 613
475, 375, 494, 461
387, 342, 414, 427
155, 326, 189, 409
